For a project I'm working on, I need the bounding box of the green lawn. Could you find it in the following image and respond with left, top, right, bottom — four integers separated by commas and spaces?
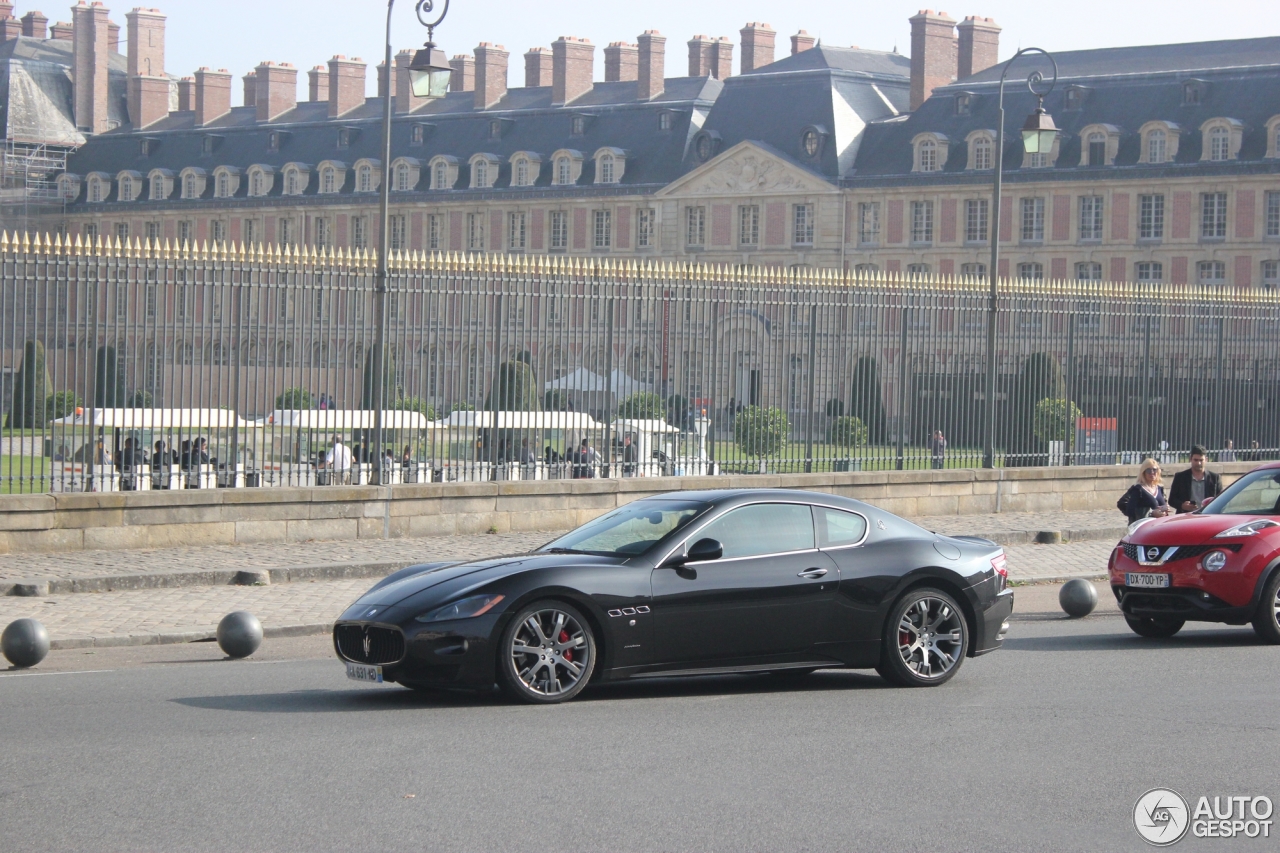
0, 456, 51, 494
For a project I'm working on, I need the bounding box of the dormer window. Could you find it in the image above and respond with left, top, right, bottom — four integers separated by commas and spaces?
954, 93, 971, 116
1183, 80, 1207, 106
599, 154, 615, 183
469, 153, 500, 189
183, 174, 196, 198
138, 138, 158, 157
1064, 86, 1086, 111
799, 126, 828, 160
434, 161, 448, 189
593, 148, 626, 185
1208, 126, 1229, 161
966, 131, 994, 171
474, 160, 489, 187
1140, 121, 1180, 164
267, 131, 289, 153
508, 152, 543, 188
571, 116, 586, 136
282, 164, 310, 196
489, 119, 502, 139
410, 124, 425, 145
357, 163, 373, 193
514, 158, 529, 186
1087, 132, 1106, 165
316, 161, 347, 194
429, 155, 458, 190
211, 167, 241, 199
58, 174, 82, 202
179, 168, 207, 200
392, 159, 418, 192
216, 172, 229, 197
1266, 116, 1280, 159
556, 157, 571, 185
1077, 124, 1120, 167
912, 133, 948, 173
550, 149, 583, 185
148, 170, 172, 200
1148, 129, 1167, 163
87, 173, 108, 203
201, 135, 221, 156
658, 112, 673, 131
119, 174, 134, 202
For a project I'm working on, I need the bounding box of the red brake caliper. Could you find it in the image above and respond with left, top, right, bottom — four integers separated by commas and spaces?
559, 630, 573, 662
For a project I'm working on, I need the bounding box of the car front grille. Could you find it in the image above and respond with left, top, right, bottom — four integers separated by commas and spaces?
335, 624, 406, 665
1121, 543, 1243, 563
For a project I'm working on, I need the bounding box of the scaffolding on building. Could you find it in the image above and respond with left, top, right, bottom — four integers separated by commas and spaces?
0, 141, 74, 234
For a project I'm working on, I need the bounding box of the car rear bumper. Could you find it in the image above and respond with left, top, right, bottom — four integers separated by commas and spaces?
971, 588, 1014, 656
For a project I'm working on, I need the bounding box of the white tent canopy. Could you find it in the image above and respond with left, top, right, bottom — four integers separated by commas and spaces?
49, 408, 256, 429
260, 409, 431, 430
432, 410, 605, 430
613, 418, 679, 434
544, 368, 651, 397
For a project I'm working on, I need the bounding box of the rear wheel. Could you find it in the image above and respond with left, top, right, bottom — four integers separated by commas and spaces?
876, 588, 968, 687
498, 600, 596, 704
1251, 572, 1280, 644
1123, 614, 1185, 638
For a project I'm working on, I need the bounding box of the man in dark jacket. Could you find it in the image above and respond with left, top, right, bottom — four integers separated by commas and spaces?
1168, 445, 1223, 513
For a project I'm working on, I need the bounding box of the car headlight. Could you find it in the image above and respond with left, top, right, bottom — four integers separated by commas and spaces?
1201, 550, 1229, 572
1127, 517, 1156, 536
415, 594, 505, 623
1215, 519, 1279, 538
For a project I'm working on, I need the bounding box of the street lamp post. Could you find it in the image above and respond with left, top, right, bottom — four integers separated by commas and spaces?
371, 0, 452, 485
983, 47, 1058, 469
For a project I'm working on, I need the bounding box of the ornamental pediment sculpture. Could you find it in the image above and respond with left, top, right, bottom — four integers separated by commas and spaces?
688, 153, 815, 195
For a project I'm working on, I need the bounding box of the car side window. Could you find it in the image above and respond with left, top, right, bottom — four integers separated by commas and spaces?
695, 503, 815, 560
816, 507, 869, 548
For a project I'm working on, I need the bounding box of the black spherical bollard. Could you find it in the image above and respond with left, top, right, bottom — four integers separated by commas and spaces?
2, 618, 50, 668
1059, 578, 1098, 618
217, 611, 263, 659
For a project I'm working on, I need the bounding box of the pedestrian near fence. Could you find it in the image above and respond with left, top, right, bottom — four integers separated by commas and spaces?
1117, 458, 1173, 523
930, 430, 947, 470
1168, 444, 1222, 514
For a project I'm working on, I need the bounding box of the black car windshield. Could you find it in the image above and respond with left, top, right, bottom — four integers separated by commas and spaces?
1201, 469, 1280, 515
539, 500, 708, 557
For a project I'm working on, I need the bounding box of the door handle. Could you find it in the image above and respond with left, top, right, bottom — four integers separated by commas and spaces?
798, 568, 828, 579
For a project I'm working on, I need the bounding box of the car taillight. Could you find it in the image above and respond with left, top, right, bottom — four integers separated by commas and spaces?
991, 552, 1008, 590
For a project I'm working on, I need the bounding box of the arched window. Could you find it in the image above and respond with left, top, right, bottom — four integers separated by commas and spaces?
150, 176, 164, 200
1147, 129, 1167, 164
514, 157, 528, 187
357, 164, 372, 192
1209, 125, 1230, 161
321, 167, 336, 194
285, 170, 299, 195
556, 157, 571, 185
972, 136, 992, 170
119, 175, 133, 201
918, 139, 937, 172
1087, 132, 1106, 166
215, 172, 229, 198
434, 161, 448, 189
599, 153, 616, 183
250, 171, 263, 197
474, 160, 489, 188
183, 174, 196, 199
89, 178, 103, 203
395, 162, 411, 191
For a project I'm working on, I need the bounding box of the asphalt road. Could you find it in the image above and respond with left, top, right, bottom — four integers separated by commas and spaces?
2, 585, 1277, 853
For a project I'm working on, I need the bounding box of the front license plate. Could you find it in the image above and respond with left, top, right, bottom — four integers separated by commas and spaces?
345, 662, 383, 683
1127, 572, 1171, 588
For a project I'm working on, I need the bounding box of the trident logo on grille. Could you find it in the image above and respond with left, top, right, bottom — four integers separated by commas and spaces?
362, 632, 372, 658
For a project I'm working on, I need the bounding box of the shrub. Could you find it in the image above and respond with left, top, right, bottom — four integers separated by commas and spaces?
1033, 398, 1083, 445
94, 345, 125, 407
544, 389, 570, 411
824, 398, 845, 418
850, 357, 887, 443
485, 360, 540, 411
394, 396, 436, 421
6, 340, 50, 427
275, 387, 313, 409
46, 391, 82, 423
734, 406, 790, 457
617, 392, 665, 420
829, 415, 868, 449
129, 389, 153, 408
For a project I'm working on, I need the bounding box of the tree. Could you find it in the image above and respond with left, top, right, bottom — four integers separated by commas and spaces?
361, 345, 400, 409
617, 392, 665, 419
1033, 398, 1083, 446
394, 396, 436, 421
734, 405, 790, 457
129, 389, 153, 408
665, 394, 691, 428
448, 401, 476, 416
850, 356, 887, 444
544, 389, 570, 411
1011, 353, 1067, 462
5, 340, 51, 428
94, 344, 125, 408
484, 360, 540, 411
45, 390, 82, 422
275, 387, 314, 409
829, 415, 868, 450
824, 398, 845, 418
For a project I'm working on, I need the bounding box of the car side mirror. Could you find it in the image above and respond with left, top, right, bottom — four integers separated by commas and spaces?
686, 537, 723, 563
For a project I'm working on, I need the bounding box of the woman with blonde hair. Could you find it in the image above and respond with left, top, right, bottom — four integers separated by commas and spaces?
1116, 458, 1173, 523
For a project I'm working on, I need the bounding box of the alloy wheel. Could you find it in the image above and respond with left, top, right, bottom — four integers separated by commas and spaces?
509, 608, 591, 697
896, 596, 965, 680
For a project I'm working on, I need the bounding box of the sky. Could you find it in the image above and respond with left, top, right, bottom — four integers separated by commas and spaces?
79, 0, 1279, 97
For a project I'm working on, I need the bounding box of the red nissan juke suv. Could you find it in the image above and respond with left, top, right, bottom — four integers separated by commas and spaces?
1110, 463, 1280, 641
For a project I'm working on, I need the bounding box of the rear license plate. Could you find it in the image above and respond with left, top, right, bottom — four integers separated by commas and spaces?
346, 662, 383, 683
1127, 572, 1170, 588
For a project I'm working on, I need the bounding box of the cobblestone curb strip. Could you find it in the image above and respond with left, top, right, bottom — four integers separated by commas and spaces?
49, 623, 332, 651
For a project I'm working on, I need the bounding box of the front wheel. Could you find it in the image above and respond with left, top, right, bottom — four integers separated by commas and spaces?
1124, 614, 1184, 638
876, 588, 969, 687
1251, 572, 1280, 644
498, 600, 596, 704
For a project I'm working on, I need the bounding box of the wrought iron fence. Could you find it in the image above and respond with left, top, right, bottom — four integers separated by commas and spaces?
2, 230, 1278, 494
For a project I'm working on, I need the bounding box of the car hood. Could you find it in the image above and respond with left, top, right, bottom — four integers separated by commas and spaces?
1126, 512, 1273, 545
351, 552, 628, 608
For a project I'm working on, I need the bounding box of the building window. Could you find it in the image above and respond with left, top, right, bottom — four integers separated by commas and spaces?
1136, 261, 1164, 281
636, 208, 655, 249
509, 211, 527, 250
972, 136, 992, 170
593, 209, 612, 250
1146, 129, 1167, 164
145, 221, 161, 241
427, 214, 442, 250
1198, 260, 1226, 284
965, 199, 988, 243
1268, 192, 1280, 238
320, 167, 337, 194
243, 219, 258, 245
1263, 260, 1279, 289
513, 158, 529, 187
858, 202, 880, 245
277, 218, 292, 246
1021, 197, 1045, 242
112, 222, 128, 242
395, 162, 412, 191
389, 214, 406, 251
215, 172, 230, 198
1139, 194, 1165, 240
917, 139, 938, 172
1025, 152, 1048, 169
555, 157, 572, 186
148, 176, 164, 200
686, 206, 706, 248
955, 93, 972, 115
209, 220, 225, 244
314, 217, 330, 248
1079, 196, 1104, 241
550, 211, 568, 250
910, 200, 934, 244
598, 154, 616, 184
88, 178, 104, 203
960, 262, 986, 278
411, 124, 425, 145
352, 215, 368, 249
739, 205, 760, 247
466, 212, 484, 250
357, 165, 373, 193
658, 112, 672, 131
182, 174, 197, 199
433, 161, 449, 189
571, 116, 585, 136
177, 221, 192, 245
119, 175, 135, 201
1017, 262, 1044, 280
906, 263, 930, 276
1076, 262, 1103, 281
473, 160, 490, 188
284, 170, 299, 195
1087, 133, 1106, 166
793, 204, 814, 246
1208, 126, 1231, 161
249, 171, 263, 197
1201, 192, 1228, 239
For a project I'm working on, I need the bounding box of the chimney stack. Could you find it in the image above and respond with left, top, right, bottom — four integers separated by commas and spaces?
687, 35, 712, 77
474, 42, 508, 109
1, 3, 20, 41
449, 54, 474, 92
242, 71, 256, 107
125, 7, 167, 128
551, 36, 593, 106
21, 11, 48, 39
50, 20, 72, 39
328, 55, 366, 117
255, 61, 297, 122
307, 66, 328, 102
194, 66, 232, 126
636, 30, 664, 101
177, 76, 194, 111
524, 47, 552, 87
957, 16, 1000, 79
106, 19, 118, 51
72, 1, 111, 134
740, 23, 775, 73
909, 9, 957, 110
395, 49, 427, 113
604, 42, 637, 82
791, 30, 815, 55
376, 60, 395, 99
710, 37, 733, 79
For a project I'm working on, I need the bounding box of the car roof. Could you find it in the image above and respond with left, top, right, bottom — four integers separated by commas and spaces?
637, 488, 872, 512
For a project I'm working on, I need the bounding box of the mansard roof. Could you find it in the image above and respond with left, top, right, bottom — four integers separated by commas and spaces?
0, 35, 129, 146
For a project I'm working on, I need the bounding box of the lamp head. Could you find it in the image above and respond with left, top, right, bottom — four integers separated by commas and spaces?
1021, 100, 1059, 154
409, 42, 452, 99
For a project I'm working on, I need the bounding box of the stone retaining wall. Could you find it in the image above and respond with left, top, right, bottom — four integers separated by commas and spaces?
0, 464, 1256, 555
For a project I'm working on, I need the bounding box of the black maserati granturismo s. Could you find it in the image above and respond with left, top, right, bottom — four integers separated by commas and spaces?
334, 489, 1014, 703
